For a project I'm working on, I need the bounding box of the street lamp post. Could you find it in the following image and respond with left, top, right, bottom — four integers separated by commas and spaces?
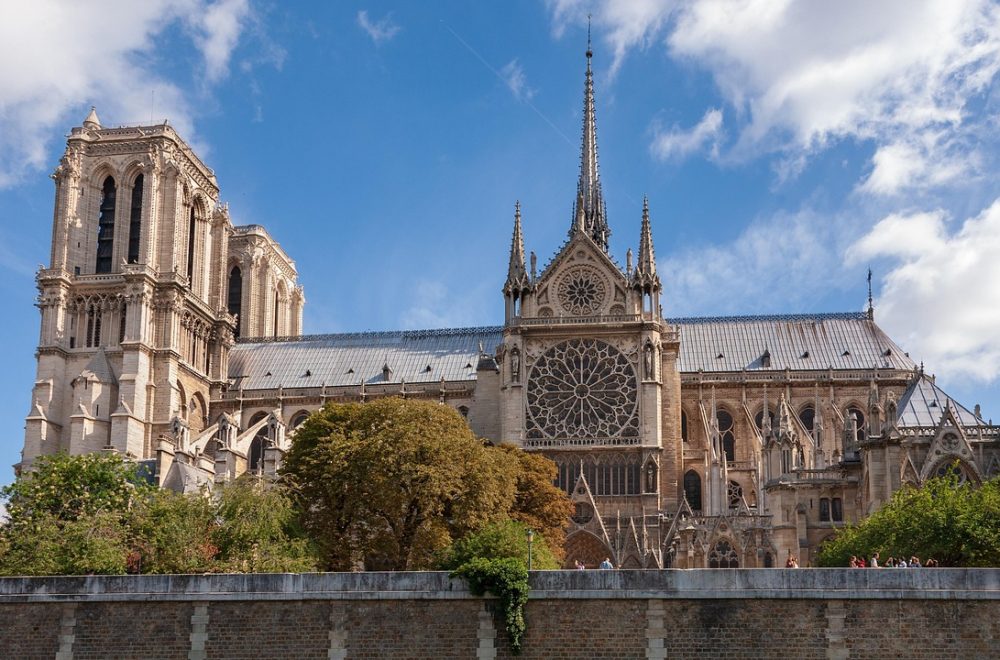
526, 528, 534, 571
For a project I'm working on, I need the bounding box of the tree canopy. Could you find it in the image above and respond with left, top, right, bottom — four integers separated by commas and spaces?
0, 453, 317, 576
815, 471, 1000, 567
281, 398, 572, 571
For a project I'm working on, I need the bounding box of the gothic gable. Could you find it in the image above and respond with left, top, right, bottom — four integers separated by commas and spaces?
532, 233, 629, 319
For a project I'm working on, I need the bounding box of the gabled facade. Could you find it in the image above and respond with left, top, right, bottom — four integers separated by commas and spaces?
20, 51, 1000, 568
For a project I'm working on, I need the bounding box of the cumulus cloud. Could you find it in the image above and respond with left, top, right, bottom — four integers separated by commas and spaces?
651, 107, 723, 160
549, 1, 1000, 191
661, 207, 861, 317
357, 10, 401, 45
0, 0, 255, 187
849, 200, 1000, 383
500, 59, 536, 101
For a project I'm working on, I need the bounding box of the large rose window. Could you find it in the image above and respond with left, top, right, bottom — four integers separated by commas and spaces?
526, 338, 638, 440
557, 266, 606, 315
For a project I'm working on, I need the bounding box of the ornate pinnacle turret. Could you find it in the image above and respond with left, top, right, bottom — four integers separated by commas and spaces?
632, 196, 660, 289
83, 106, 101, 130
569, 42, 610, 252
504, 201, 530, 292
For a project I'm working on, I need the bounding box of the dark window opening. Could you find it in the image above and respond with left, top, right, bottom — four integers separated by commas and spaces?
799, 405, 815, 432
819, 498, 830, 522
754, 407, 774, 433
127, 174, 143, 263
717, 409, 735, 462
96, 176, 116, 273
683, 470, 702, 512
227, 266, 242, 338
186, 206, 196, 284
119, 304, 127, 344
681, 410, 688, 442
832, 497, 843, 522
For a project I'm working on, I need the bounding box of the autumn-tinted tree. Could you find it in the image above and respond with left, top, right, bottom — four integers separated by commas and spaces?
816, 472, 1000, 567
498, 445, 573, 561
281, 398, 519, 570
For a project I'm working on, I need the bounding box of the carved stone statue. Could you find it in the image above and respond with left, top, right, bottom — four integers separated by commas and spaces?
510, 347, 521, 383
643, 341, 654, 380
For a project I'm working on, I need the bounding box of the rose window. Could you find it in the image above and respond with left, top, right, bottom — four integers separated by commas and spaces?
557, 266, 606, 315
525, 338, 638, 439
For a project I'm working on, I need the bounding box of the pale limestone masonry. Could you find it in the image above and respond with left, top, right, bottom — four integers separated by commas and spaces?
0, 571, 998, 659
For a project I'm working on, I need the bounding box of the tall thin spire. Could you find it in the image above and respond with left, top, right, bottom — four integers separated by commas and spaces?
632, 196, 659, 287
571, 29, 610, 252
505, 201, 529, 291
866, 267, 874, 319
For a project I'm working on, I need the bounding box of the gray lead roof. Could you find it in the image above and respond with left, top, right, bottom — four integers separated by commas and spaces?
228, 313, 917, 390
895, 375, 983, 429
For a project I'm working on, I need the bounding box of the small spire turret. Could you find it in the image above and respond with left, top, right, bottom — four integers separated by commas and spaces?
83, 106, 101, 130
504, 201, 529, 292
632, 196, 659, 287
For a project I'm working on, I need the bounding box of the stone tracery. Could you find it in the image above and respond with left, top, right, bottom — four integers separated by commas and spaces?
526, 338, 638, 440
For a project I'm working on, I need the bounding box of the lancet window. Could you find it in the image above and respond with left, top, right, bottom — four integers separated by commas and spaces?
683, 470, 702, 512
127, 174, 143, 263
227, 266, 242, 338
708, 540, 739, 568
95, 176, 116, 274
717, 409, 735, 462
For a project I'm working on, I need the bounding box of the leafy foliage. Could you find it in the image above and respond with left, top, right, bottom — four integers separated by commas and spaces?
0, 453, 318, 575
816, 472, 1000, 567
282, 398, 563, 570
440, 520, 559, 570
499, 445, 573, 562
452, 558, 529, 655
211, 477, 317, 573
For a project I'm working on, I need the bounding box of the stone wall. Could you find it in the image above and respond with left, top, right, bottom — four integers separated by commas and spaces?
0, 570, 997, 659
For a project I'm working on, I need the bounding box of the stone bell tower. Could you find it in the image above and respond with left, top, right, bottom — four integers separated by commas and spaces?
21, 108, 236, 470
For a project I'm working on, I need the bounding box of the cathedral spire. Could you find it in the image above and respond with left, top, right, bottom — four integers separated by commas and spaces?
505, 201, 529, 292
632, 196, 659, 287
570, 37, 610, 252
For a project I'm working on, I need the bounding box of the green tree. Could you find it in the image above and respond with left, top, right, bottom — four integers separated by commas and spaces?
212, 477, 317, 573
816, 472, 1000, 567
440, 519, 560, 570
281, 398, 521, 570
0, 452, 146, 576
3, 452, 152, 524
128, 488, 217, 574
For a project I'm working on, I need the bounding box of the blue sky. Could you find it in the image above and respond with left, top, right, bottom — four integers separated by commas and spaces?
1, 1, 1000, 483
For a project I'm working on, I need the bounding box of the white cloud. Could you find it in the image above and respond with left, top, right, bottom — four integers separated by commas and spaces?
549, 1, 1000, 191
661, 207, 860, 316
547, 0, 678, 76
357, 10, 401, 45
500, 59, 536, 101
400, 280, 490, 330
193, 0, 252, 83
849, 199, 1000, 383
0, 0, 255, 187
651, 107, 723, 160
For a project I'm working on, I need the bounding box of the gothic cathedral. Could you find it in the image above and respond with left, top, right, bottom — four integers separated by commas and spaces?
22, 50, 1000, 568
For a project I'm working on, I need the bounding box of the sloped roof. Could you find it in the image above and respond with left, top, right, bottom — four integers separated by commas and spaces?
228, 313, 917, 389
229, 327, 503, 390
673, 312, 916, 373
79, 348, 117, 384
896, 374, 983, 428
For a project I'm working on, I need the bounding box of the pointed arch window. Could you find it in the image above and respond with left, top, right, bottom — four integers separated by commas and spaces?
754, 407, 774, 434
846, 405, 866, 444
717, 409, 735, 462
186, 205, 197, 284
227, 266, 242, 338
683, 470, 702, 512
127, 174, 143, 263
799, 405, 815, 432
708, 540, 739, 568
96, 176, 117, 273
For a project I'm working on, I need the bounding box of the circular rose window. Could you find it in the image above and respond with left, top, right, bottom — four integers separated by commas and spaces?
557, 266, 606, 315
525, 338, 638, 439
